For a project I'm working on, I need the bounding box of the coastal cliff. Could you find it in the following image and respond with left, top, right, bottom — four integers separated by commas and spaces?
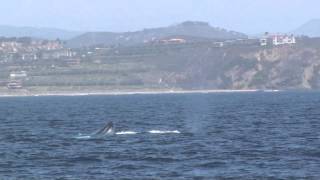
2, 37, 320, 93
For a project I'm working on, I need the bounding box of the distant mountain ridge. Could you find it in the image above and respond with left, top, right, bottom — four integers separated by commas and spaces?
66, 21, 248, 48
293, 19, 320, 37
2, 20, 320, 42
0, 25, 83, 40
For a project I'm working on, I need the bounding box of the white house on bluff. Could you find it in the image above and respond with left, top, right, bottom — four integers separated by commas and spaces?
272, 34, 296, 46
260, 33, 296, 46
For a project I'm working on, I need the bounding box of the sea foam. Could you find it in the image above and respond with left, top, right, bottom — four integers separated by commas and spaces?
115, 131, 138, 135
148, 130, 181, 134
75, 135, 92, 139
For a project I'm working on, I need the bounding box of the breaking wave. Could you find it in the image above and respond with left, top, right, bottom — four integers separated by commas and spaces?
115, 131, 138, 135
74, 134, 92, 139
148, 130, 181, 134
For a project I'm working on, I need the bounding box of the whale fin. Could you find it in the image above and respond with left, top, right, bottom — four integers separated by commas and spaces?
95, 122, 114, 135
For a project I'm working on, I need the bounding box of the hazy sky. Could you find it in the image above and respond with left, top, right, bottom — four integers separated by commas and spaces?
0, 0, 319, 34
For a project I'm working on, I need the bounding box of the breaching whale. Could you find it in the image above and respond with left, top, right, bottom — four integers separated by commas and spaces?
93, 122, 114, 136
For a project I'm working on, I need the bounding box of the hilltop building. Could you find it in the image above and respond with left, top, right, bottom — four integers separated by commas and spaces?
260, 33, 296, 46
272, 35, 296, 46
160, 38, 187, 44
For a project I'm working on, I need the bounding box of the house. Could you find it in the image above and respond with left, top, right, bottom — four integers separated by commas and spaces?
160, 38, 187, 44
21, 53, 38, 61
10, 71, 27, 79
260, 32, 271, 46
7, 80, 23, 89
260, 32, 296, 46
260, 38, 268, 46
41, 49, 75, 60
272, 35, 296, 46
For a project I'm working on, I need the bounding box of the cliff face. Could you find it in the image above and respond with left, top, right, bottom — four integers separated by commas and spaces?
152, 39, 320, 90
234, 46, 320, 89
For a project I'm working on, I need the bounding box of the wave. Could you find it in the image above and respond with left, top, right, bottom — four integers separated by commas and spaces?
148, 130, 181, 134
115, 131, 138, 135
74, 134, 92, 139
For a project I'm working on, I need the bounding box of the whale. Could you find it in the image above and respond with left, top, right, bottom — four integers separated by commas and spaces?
93, 122, 114, 136
75, 121, 181, 139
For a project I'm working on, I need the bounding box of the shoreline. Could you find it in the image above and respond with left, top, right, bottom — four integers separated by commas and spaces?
0, 89, 281, 97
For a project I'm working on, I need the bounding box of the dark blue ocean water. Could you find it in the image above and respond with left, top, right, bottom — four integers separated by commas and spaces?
0, 92, 320, 179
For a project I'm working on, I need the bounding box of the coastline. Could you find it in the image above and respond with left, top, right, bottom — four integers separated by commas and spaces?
0, 89, 281, 97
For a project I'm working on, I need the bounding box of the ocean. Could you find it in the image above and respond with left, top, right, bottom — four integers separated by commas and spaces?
0, 92, 320, 179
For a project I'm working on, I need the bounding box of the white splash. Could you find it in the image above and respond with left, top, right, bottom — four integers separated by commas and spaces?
148, 130, 181, 134
75, 135, 92, 139
115, 131, 138, 135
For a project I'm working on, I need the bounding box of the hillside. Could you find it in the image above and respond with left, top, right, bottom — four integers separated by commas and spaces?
66, 21, 247, 48
293, 19, 320, 37
0, 25, 82, 40
2, 37, 320, 94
